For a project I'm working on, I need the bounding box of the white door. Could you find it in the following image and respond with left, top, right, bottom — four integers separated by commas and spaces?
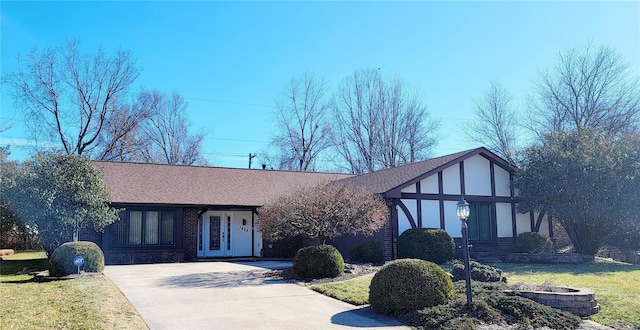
197, 212, 232, 257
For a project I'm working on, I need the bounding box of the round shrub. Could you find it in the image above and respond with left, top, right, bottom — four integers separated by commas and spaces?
397, 228, 454, 264
516, 232, 552, 253
451, 260, 507, 283
369, 258, 455, 315
293, 244, 344, 279
350, 241, 384, 265
49, 241, 105, 277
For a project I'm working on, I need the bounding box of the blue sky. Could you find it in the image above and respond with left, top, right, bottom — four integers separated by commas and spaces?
1, 1, 639, 169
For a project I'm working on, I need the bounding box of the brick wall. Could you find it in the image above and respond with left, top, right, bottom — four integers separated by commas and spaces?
79, 227, 102, 246
183, 208, 199, 261
104, 249, 185, 264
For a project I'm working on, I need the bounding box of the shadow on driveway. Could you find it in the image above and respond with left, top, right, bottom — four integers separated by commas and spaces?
331, 307, 404, 328
158, 270, 286, 288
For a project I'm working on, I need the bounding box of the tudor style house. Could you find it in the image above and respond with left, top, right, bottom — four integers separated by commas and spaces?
81, 147, 550, 264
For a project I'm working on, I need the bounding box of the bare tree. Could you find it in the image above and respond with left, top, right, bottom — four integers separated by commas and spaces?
137, 90, 207, 165
464, 81, 519, 165
270, 73, 332, 171
2, 39, 141, 157
528, 43, 640, 137
95, 99, 150, 162
0, 117, 14, 133
382, 76, 440, 166
333, 68, 440, 173
333, 68, 383, 173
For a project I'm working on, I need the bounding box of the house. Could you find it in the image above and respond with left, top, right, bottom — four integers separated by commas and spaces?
81, 147, 550, 264
332, 147, 551, 260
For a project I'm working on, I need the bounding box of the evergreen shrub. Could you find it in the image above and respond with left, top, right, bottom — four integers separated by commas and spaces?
369, 258, 455, 315
350, 241, 384, 265
49, 241, 105, 277
516, 232, 552, 253
451, 260, 507, 283
293, 244, 344, 279
397, 228, 454, 264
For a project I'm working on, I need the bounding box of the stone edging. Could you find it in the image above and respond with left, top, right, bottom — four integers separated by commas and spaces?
504, 253, 585, 264
506, 286, 599, 317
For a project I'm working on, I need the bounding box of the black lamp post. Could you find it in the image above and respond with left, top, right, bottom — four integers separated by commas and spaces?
456, 197, 472, 309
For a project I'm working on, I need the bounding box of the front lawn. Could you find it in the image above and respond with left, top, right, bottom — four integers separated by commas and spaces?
0, 251, 147, 330
311, 273, 373, 305
311, 259, 640, 329
493, 259, 640, 329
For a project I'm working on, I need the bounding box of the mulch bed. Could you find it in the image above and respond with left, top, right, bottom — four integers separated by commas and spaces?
263, 263, 381, 286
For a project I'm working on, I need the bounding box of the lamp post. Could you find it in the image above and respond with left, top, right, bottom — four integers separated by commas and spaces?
456, 197, 472, 309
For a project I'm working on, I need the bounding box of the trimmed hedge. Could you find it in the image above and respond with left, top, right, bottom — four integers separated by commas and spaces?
369, 258, 455, 316
350, 241, 384, 265
516, 232, 552, 253
451, 260, 507, 283
397, 228, 455, 264
49, 241, 105, 277
293, 244, 344, 279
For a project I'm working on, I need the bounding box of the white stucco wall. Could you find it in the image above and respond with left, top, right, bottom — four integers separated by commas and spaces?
443, 201, 461, 238
401, 184, 416, 193
535, 212, 550, 236
464, 155, 492, 196
495, 203, 513, 238
421, 200, 440, 228
515, 211, 532, 235
398, 199, 418, 235
420, 174, 439, 194
442, 165, 461, 195
494, 165, 511, 197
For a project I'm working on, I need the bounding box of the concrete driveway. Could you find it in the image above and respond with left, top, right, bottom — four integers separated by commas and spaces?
104, 261, 408, 330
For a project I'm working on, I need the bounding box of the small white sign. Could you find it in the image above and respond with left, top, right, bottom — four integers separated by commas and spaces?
73, 255, 84, 267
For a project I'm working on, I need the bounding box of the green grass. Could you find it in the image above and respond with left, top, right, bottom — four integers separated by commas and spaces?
0, 250, 49, 277
311, 259, 640, 329
492, 258, 640, 329
0, 251, 147, 330
311, 274, 373, 305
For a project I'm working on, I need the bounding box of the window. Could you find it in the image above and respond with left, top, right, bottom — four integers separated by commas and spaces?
468, 203, 493, 241
111, 209, 175, 246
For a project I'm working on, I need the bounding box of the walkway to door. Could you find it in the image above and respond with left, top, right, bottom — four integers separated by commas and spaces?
104, 261, 409, 330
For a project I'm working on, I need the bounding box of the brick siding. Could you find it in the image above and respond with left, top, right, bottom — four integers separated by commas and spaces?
183, 208, 200, 261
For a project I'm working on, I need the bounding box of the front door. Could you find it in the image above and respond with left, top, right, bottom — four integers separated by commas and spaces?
197, 212, 232, 257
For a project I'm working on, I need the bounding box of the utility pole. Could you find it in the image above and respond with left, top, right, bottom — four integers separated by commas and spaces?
248, 153, 256, 169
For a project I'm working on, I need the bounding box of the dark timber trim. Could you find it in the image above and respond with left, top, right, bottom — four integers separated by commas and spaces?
511, 202, 517, 237
490, 162, 496, 197
400, 193, 513, 203
438, 171, 445, 229
459, 161, 466, 196
416, 181, 422, 228
397, 200, 417, 229
529, 212, 535, 232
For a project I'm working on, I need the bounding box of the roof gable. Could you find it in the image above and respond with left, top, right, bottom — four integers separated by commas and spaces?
335, 147, 515, 198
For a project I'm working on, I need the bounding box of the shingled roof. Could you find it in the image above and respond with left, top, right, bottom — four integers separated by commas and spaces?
95, 162, 353, 207
335, 147, 514, 197
96, 147, 512, 207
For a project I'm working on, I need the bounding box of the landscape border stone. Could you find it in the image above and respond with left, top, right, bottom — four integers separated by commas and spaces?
504, 252, 583, 264
507, 286, 600, 317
